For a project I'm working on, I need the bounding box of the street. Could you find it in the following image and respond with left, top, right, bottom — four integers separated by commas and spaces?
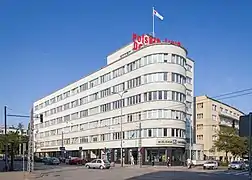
0, 160, 73, 172
0, 162, 251, 180
27, 166, 251, 180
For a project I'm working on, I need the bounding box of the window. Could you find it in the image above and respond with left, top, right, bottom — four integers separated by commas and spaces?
50, 98, 56, 104
212, 104, 217, 111
197, 103, 203, 109
186, 77, 192, 84
89, 92, 99, 102
89, 106, 99, 115
100, 88, 111, 98
71, 112, 79, 120
64, 115, 70, 122
127, 94, 141, 106
80, 136, 88, 143
57, 95, 62, 102
71, 87, 79, 95
148, 129, 152, 137
63, 91, 70, 99
163, 128, 167, 137
212, 125, 217, 131
171, 73, 186, 85
64, 103, 70, 110
127, 59, 141, 72
80, 96, 88, 105
112, 99, 125, 109
100, 72, 111, 83
90, 78, 99, 88
212, 135, 217, 141
187, 64, 192, 72
186, 90, 192, 97
56, 106, 62, 113
113, 66, 125, 78
71, 125, 78, 132
197, 113, 203, 119
212, 115, 217, 121
71, 100, 79, 108
80, 123, 88, 131
45, 100, 49, 106
127, 76, 141, 89
100, 103, 111, 112
113, 83, 125, 93
197, 124, 203, 130
197, 135, 203, 141
80, 110, 88, 118
80, 83, 88, 92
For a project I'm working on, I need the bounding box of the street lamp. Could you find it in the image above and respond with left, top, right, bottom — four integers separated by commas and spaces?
112, 90, 128, 167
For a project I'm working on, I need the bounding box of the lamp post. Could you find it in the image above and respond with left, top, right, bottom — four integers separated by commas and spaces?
112, 90, 128, 167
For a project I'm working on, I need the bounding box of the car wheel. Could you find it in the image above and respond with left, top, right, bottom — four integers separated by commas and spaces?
86, 165, 90, 169
203, 166, 206, 170
100, 165, 104, 170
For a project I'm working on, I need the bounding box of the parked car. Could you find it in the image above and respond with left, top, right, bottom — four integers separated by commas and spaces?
44, 157, 60, 165
203, 161, 218, 170
66, 157, 86, 165
85, 159, 110, 169
228, 161, 245, 170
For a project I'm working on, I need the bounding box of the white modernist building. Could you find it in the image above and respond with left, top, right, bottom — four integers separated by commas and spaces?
33, 34, 199, 165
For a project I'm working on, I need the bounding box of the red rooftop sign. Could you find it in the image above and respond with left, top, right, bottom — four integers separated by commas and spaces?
132, 33, 181, 51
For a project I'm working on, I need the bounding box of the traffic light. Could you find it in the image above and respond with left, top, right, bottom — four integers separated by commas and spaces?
40, 114, 43, 123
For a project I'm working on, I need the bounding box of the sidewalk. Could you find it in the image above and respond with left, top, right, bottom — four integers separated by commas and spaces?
0, 171, 35, 180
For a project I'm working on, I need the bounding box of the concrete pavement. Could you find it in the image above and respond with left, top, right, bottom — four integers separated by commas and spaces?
23, 166, 250, 180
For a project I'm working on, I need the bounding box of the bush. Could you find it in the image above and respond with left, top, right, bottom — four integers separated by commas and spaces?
220, 161, 229, 166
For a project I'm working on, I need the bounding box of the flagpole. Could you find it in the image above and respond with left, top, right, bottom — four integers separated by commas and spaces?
152, 7, 155, 37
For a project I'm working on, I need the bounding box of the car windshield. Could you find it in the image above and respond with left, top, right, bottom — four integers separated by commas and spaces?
91, 160, 96, 163
231, 161, 240, 164
103, 160, 109, 163
206, 161, 215, 164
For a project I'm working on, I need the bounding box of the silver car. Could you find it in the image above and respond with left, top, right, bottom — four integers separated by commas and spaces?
85, 159, 110, 169
228, 161, 245, 170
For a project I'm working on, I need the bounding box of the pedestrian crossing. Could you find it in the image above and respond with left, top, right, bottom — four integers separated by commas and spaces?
212, 170, 250, 177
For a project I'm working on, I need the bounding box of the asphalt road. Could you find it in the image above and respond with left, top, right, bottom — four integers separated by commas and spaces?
31, 166, 251, 180
0, 160, 73, 172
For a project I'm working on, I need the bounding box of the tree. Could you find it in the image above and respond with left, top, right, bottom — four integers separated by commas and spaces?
214, 126, 245, 162
17, 123, 24, 135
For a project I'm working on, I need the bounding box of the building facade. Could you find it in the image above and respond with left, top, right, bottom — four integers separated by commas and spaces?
194, 95, 244, 161
33, 34, 196, 165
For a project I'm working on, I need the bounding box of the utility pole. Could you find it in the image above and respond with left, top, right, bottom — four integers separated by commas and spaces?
27, 108, 34, 172
249, 113, 252, 180
138, 122, 142, 168
112, 90, 128, 167
4, 106, 8, 171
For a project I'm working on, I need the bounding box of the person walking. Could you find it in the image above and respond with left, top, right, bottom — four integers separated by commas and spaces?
167, 157, 171, 167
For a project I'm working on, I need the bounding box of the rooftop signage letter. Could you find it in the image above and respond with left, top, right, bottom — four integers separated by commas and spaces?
132, 33, 181, 51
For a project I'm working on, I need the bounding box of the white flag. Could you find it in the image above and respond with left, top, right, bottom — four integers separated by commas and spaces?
153, 9, 164, 20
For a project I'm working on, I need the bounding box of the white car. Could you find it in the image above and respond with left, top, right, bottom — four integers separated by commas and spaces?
85, 159, 111, 169
203, 161, 218, 169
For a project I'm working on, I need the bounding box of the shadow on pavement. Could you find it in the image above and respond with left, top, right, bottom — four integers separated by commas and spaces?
124, 170, 234, 180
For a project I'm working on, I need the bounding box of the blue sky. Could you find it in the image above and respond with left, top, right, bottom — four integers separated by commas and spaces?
0, 0, 252, 127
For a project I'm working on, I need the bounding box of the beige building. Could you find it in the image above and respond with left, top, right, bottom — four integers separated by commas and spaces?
194, 95, 244, 161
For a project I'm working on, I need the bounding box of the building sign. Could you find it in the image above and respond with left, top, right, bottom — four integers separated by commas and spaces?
156, 139, 186, 145
132, 33, 181, 51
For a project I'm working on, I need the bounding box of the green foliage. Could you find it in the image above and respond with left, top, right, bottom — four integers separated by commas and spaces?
214, 126, 246, 160
0, 130, 28, 155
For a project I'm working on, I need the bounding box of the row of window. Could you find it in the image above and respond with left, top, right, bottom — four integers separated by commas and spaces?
36, 90, 186, 127
196, 102, 240, 117
37, 128, 186, 147
35, 109, 186, 136
41, 72, 191, 118
35, 53, 192, 111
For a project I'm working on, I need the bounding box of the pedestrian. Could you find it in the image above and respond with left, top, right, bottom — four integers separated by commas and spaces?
131, 156, 135, 165
167, 157, 170, 167
151, 156, 154, 166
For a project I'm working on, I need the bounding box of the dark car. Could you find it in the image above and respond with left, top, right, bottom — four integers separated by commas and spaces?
67, 157, 86, 165
44, 157, 60, 165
